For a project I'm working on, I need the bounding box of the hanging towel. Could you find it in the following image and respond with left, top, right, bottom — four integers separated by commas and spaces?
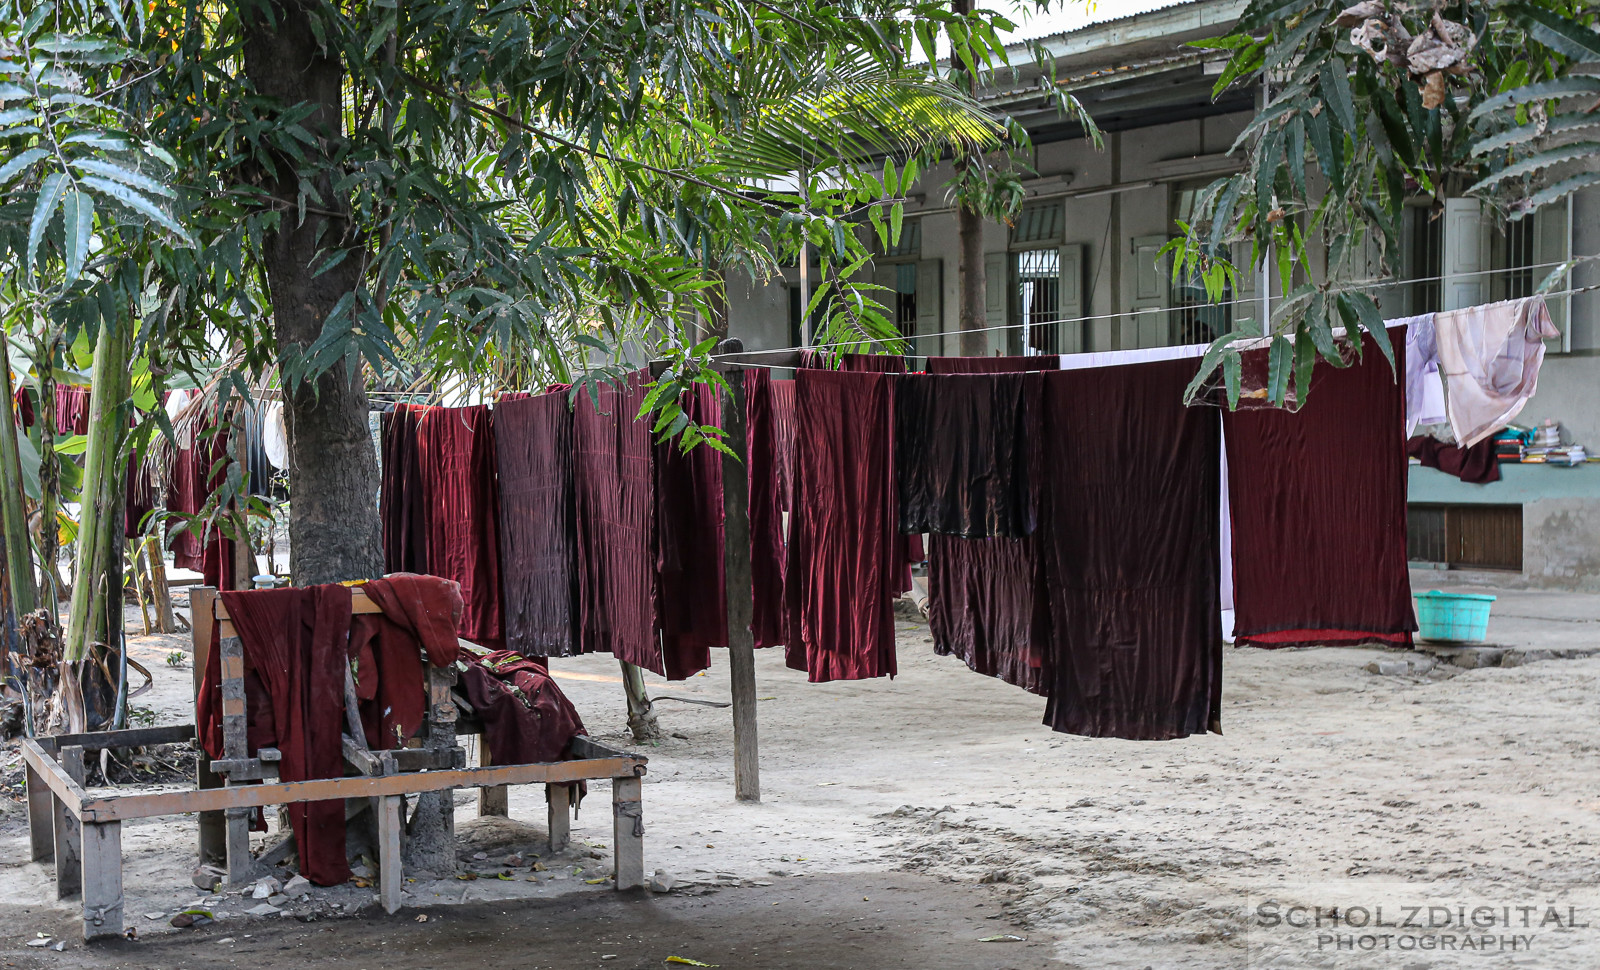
1036, 358, 1223, 741
895, 372, 1041, 539
784, 368, 899, 682
494, 391, 583, 658
1223, 334, 1415, 648
415, 404, 503, 648
1434, 296, 1559, 447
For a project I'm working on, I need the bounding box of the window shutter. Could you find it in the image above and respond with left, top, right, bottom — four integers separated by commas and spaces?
1129, 234, 1169, 349
1442, 197, 1488, 310
916, 258, 942, 358
984, 251, 1008, 355
1533, 196, 1572, 351
1057, 244, 1085, 354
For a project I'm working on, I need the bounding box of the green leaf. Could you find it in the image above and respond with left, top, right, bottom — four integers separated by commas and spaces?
0, 146, 47, 187
1337, 291, 1393, 370
61, 188, 93, 287
1266, 335, 1291, 407
1320, 60, 1356, 133
1503, 3, 1600, 61
1293, 324, 1317, 400
1517, 171, 1600, 214
70, 157, 174, 199
1468, 142, 1600, 195
78, 175, 191, 241
1469, 77, 1600, 122
27, 171, 67, 281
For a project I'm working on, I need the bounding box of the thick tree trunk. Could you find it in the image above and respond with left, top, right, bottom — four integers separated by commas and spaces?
951, 0, 989, 358
957, 197, 987, 356
242, 2, 384, 587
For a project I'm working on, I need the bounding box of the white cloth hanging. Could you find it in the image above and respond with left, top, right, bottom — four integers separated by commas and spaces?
1395, 313, 1446, 436
263, 402, 289, 470
1434, 296, 1559, 447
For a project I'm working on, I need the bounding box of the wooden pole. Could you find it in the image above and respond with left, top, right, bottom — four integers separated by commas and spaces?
718, 364, 760, 802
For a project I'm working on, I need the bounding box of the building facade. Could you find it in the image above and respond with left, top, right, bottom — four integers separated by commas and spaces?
722, 0, 1600, 590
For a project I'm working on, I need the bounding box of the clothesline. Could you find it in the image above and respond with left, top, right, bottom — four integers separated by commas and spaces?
718, 278, 1600, 368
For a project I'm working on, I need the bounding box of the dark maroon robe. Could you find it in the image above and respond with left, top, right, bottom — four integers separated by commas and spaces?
416, 404, 503, 648
654, 383, 724, 679
1224, 336, 1416, 649
1036, 359, 1223, 740
494, 391, 582, 657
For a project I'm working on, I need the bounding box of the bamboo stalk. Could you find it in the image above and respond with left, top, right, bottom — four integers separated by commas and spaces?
0, 344, 36, 620
144, 534, 174, 634
61, 319, 132, 732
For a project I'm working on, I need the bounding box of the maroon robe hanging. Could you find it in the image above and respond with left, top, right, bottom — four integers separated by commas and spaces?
784, 369, 899, 682
380, 404, 430, 576
1037, 359, 1223, 740
1224, 336, 1416, 648
654, 383, 724, 679
416, 404, 503, 648
746, 369, 792, 649
494, 391, 582, 658
922, 356, 1057, 694
573, 372, 662, 673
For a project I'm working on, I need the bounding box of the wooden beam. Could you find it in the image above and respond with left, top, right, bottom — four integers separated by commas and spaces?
189, 587, 225, 864
80, 820, 122, 941
44, 724, 196, 752
719, 365, 761, 803
72, 757, 647, 823
612, 776, 644, 889
377, 794, 404, 914
53, 745, 85, 900
27, 759, 53, 861
547, 783, 571, 853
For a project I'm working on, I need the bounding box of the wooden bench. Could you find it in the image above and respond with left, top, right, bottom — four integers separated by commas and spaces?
23, 586, 648, 941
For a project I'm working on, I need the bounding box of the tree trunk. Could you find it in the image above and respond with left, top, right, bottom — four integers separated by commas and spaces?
61, 318, 132, 733
242, 1, 384, 588
144, 533, 176, 634
36, 337, 61, 606
0, 351, 36, 617
620, 660, 661, 742
951, 0, 989, 358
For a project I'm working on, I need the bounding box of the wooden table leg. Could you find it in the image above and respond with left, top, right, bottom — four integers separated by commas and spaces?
378, 794, 403, 915
612, 776, 644, 890
54, 746, 84, 900
81, 820, 123, 941
27, 761, 54, 861
547, 783, 570, 853
478, 736, 508, 817
223, 807, 255, 885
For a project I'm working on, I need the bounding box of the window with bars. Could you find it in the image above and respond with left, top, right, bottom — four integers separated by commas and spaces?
1014, 248, 1062, 354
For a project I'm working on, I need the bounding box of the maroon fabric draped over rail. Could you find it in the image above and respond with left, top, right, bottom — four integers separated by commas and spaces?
1407, 434, 1501, 484
416, 405, 503, 648
746, 370, 792, 649
655, 384, 724, 678
573, 372, 661, 673
459, 649, 588, 766
494, 392, 582, 657
1037, 359, 1223, 740
1224, 336, 1416, 649
380, 404, 430, 576
200, 585, 353, 885
784, 369, 899, 682
349, 574, 463, 750
923, 355, 1056, 695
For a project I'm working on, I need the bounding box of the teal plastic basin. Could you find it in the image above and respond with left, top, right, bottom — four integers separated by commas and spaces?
1414, 590, 1496, 643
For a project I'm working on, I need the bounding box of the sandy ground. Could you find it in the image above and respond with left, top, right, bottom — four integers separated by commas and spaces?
5, 572, 1600, 968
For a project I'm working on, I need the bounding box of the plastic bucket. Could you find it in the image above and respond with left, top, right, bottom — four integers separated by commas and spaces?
1414, 590, 1496, 642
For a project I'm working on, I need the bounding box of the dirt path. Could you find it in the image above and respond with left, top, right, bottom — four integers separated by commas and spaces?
5, 576, 1600, 968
